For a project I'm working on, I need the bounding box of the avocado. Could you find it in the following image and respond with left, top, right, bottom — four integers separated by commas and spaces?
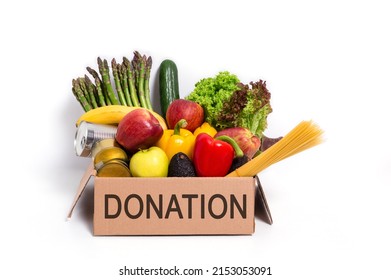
228, 156, 250, 174
168, 152, 197, 177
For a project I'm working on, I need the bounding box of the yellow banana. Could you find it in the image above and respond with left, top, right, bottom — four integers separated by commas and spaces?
75, 105, 167, 130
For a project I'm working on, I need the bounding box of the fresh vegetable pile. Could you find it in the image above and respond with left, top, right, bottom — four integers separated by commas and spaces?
72, 51, 281, 178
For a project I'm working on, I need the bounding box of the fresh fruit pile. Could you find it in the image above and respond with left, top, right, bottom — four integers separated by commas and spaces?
73, 51, 281, 177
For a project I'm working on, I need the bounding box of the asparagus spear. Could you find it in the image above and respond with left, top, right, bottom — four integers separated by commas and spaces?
72, 86, 88, 112
94, 77, 106, 106
72, 87, 82, 109
111, 58, 127, 106
144, 56, 153, 110
86, 67, 101, 84
132, 51, 147, 108
87, 66, 109, 105
72, 79, 92, 112
119, 64, 132, 106
105, 96, 112, 105
123, 57, 140, 107
78, 77, 91, 105
98, 57, 119, 105
84, 75, 98, 109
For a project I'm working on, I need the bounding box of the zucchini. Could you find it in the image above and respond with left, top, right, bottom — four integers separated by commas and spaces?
159, 59, 180, 117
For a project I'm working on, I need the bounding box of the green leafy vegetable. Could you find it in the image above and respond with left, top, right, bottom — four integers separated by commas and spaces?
186, 71, 272, 138
186, 72, 240, 127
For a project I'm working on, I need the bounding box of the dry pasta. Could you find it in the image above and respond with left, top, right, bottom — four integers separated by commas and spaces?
226, 120, 324, 177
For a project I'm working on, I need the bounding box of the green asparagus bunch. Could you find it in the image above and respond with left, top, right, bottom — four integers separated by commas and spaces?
72, 51, 153, 112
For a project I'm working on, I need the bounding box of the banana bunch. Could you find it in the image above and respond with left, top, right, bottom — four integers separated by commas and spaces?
76, 105, 167, 130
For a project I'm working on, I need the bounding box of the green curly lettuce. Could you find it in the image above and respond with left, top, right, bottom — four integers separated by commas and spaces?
186, 71, 272, 138
185, 71, 240, 128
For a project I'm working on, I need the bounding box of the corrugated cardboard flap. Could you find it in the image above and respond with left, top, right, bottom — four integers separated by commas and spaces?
67, 162, 96, 220
254, 175, 273, 225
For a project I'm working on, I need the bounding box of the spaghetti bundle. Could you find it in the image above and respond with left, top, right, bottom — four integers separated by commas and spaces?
226, 120, 324, 177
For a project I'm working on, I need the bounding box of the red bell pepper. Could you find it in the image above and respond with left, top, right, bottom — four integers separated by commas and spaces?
193, 133, 243, 177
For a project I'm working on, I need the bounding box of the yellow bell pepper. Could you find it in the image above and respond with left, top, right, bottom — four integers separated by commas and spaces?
156, 119, 196, 161
193, 122, 217, 138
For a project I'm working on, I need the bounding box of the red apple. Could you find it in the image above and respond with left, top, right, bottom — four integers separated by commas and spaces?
116, 108, 163, 154
166, 99, 204, 132
215, 127, 261, 159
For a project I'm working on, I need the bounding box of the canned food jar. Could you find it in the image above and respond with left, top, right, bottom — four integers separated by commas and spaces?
91, 138, 120, 157
92, 138, 130, 177
94, 147, 128, 170
96, 159, 131, 177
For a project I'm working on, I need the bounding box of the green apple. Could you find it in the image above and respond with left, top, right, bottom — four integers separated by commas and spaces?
129, 146, 169, 177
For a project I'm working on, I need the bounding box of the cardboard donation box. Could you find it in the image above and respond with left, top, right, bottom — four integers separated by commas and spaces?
68, 163, 272, 236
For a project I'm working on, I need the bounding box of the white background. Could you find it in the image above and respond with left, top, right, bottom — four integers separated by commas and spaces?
1, 0, 390, 279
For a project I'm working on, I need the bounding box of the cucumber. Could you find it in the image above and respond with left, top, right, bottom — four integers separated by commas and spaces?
159, 59, 180, 117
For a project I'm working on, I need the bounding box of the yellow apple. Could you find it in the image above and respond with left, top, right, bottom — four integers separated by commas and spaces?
129, 147, 169, 177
